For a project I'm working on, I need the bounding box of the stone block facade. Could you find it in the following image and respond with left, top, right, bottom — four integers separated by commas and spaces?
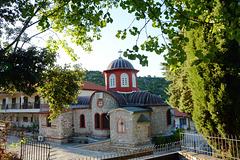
39, 111, 73, 143
91, 92, 118, 139
110, 109, 151, 147
150, 106, 172, 136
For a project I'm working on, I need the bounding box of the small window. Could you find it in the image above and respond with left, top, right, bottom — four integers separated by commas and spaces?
47, 115, 51, 127
101, 113, 109, 129
166, 109, 171, 126
16, 116, 19, 122
95, 113, 100, 129
121, 73, 129, 87
23, 117, 28, 122
180, 118, 187, 125
132, 74, 136, 87
80, 114, 85, 128
109, 74, 116, 88
117, 119, 126, 133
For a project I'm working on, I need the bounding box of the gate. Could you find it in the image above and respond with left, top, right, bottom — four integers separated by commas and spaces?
21, 141, 52, 160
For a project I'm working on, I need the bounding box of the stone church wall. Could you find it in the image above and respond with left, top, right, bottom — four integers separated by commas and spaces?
39, 111, 73, 143
73, 109, 92, 136
91, 92, 119, 139
150, 106, 172, 136
110, 110, 134, 143
110, 110, 151, 147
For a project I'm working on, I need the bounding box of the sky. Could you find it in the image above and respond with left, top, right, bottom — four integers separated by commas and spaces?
56, 8, 167, 77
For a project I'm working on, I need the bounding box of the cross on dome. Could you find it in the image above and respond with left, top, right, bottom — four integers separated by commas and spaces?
118, 50, 123, 57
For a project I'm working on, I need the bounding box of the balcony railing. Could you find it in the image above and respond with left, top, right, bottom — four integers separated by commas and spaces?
0, 102, 41, 110
0, 104, 7, 109
10, 103, 21, 109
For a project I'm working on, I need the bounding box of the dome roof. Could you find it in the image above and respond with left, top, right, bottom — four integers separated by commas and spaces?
107, 57, 134, 70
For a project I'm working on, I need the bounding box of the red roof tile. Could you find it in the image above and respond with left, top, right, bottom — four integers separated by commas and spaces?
82, 81, 105, 91
173, 108, 190, 118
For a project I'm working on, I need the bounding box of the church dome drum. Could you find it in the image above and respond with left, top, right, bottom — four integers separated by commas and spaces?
103, 56, 139, 92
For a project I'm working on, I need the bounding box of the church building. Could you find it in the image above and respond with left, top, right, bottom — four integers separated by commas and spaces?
38, 57, 174, 147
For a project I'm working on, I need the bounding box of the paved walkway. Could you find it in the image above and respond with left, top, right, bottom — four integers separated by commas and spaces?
6, 136, 108, 160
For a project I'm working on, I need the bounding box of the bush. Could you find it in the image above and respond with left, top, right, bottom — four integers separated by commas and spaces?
152, 128, 184, 145
0, 129, 20, 160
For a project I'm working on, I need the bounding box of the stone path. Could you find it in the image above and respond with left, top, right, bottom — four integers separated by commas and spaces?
5, 136, 110, 160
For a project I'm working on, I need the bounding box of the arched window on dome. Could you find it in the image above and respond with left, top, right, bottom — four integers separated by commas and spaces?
121, 73, 129, 87
109, 74, 116, 88
132, 74, 136, 88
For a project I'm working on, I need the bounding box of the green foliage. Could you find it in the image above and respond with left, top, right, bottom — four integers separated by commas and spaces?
137, 76, 170, 101
83, 70, 105, 86
152, 128, 184, 145
38, 64, 85, 120
0, 47, 56, 95
164, 66, 193, 116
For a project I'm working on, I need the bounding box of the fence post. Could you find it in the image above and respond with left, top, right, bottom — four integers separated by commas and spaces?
20, 125, 23, 160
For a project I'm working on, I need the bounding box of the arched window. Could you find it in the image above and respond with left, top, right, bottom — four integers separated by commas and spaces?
132, 74, 136, 87
95, 113, 100, 129
166, 109, 171, 126
80, 114, 85, 128
101, 113, 109, 129
109, 74, 116, 88
121, 73, 129, 87
117, 119, 126, 133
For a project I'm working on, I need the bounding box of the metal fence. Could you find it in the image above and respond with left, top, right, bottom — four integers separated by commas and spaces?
180, 131, 240, 160
21, 141, 54, 160
74, 142, 181, 160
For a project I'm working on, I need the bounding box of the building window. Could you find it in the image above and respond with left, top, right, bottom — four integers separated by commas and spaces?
101, 113, 109, 129
23, 117, 28, 122
117, 119, 126, 133
109, 74, 116, 88
80, 114, 85, 128
132, 74, 136, 87
121, 73, 129, 87
95, 113, 100, 129
16, 116, 19, 122
47, 115, 51, 127
180, 118, 187, 125
166, 109, 171, 126
97, 99, 104, 108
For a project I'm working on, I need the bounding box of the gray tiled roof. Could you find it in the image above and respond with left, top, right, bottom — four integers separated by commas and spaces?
137, 114, 151, 122
106, 57, 135, 70
70, 91, 168, 109
121, 107, 152, 113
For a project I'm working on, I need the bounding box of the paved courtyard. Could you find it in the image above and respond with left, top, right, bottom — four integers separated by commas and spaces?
6, 136, 110, 160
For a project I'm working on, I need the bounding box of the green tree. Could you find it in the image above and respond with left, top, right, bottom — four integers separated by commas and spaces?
164, 67, 193, 116
37, 64, 85, 120
0, 47, 56, 95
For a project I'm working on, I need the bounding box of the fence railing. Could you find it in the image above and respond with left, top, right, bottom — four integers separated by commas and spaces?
0, 103, 41, 110
78, 142, 181, 160
180, 131, 240, 160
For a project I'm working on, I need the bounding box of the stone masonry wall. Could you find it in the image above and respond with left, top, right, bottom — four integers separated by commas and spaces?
110, 110, 134, 143
150, 106, 172, 136
39, 111, 73, 143
73, 108, 92, 136
110, 110, 151, 147
91, 92, 119, 139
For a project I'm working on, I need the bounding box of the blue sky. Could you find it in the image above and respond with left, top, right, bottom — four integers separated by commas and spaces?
57, 8, 167, 77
